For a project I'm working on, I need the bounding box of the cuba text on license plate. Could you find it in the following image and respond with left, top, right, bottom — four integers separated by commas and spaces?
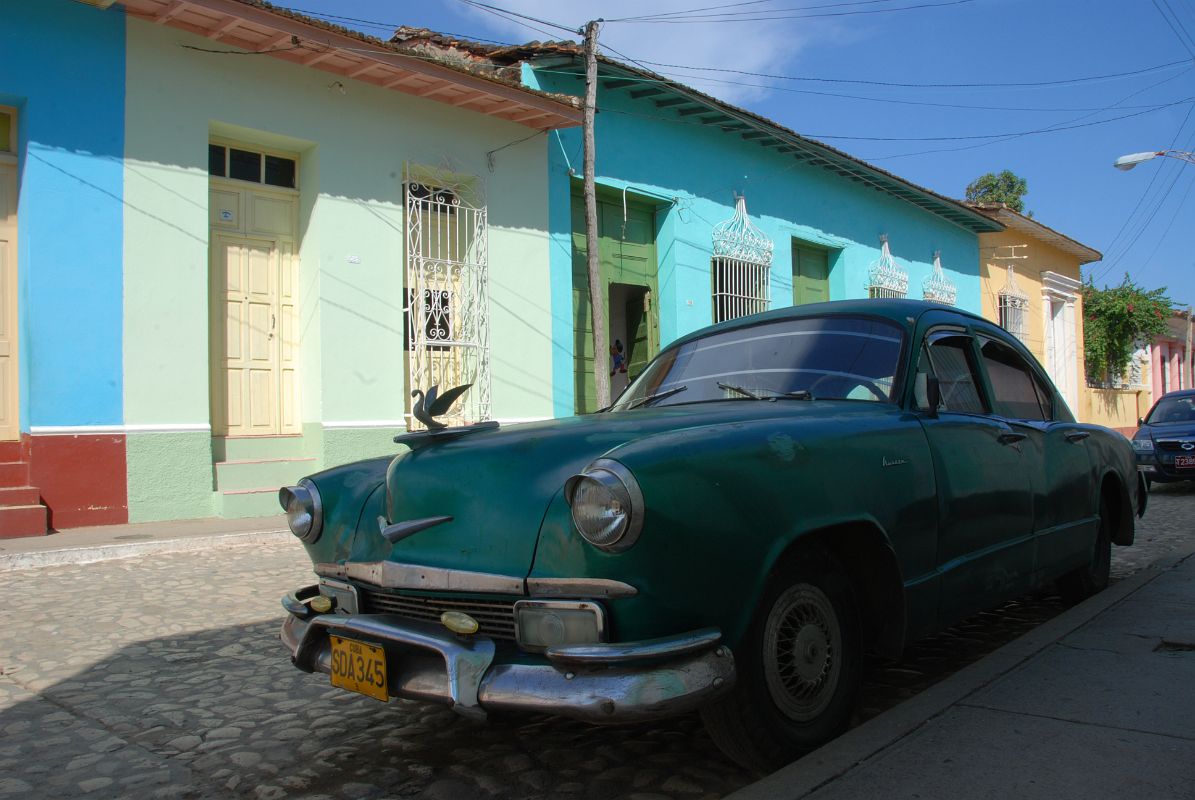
329, 635, 388, 701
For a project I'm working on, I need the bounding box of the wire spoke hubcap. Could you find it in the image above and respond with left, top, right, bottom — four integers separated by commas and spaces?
763, 583, 842, 722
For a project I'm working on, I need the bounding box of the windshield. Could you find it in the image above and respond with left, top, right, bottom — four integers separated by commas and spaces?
1145, 394, 1195, 425
609, 315, 906, 412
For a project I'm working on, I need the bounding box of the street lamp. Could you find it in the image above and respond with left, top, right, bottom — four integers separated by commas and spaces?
1114, 150, 1195, 171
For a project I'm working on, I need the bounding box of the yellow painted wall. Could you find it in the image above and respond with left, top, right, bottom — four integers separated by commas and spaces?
978, 230, 1090, 417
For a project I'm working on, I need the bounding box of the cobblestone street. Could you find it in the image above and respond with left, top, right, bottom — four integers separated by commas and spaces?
1, 483, 1190, 800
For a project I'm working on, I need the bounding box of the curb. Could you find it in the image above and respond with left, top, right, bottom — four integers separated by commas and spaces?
724, 549, 1193, 800
0, 529, 293, 572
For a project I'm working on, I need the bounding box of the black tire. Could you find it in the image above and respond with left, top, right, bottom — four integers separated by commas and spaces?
1057, 495, 1112, 604
1144, 476, 1153, 493
701, 549, 861, 775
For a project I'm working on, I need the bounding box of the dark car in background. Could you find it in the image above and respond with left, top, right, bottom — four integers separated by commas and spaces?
1133, 388, 1195, 490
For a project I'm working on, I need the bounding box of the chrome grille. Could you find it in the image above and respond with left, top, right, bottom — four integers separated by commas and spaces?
1156, 440, 1195, 452
358, 589, 517, 641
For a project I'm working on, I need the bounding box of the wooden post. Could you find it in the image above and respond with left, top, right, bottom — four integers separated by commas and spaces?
582, 19, 610, 410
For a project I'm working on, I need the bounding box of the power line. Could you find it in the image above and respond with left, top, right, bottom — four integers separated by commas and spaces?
454, 0, 580, 36
624, 56, 1193, 90
864, 67, 1193, 161
1153, 0, 1195, 57
605, 0, 975, 23
607, 0, 935, 22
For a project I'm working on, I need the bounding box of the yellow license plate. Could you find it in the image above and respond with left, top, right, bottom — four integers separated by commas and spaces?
329, 635, 388, 702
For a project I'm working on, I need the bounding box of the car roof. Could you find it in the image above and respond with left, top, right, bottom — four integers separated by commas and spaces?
1156, 388, 1195, 400
668, 299, 986, 351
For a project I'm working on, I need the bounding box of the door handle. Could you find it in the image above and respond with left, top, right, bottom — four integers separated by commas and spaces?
998, 432, 1027, 446
1065, 431, 1091, 443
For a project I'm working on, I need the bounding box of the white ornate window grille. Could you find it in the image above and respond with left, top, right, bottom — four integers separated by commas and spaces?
997, 265, 1029, 342
404, 174, 491, 429
867, 235, 908, 299
711, 195, 773, 323
922, 250, 957, 305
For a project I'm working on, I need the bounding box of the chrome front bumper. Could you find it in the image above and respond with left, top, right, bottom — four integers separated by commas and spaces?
280, 585, 735, 723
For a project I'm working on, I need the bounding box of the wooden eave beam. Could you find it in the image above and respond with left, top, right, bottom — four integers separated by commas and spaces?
155, 0, 190, 24
719, 122, 750, 131
346, 61, 379, 79
602, 79, 638, 90
206, 15, 241, 39
677, 105, 712, 117
150, 0, 582, 127
257, 32, 293, 51
629, 87, 665, 99
654, 97, 688, 108
741, 131, 770, 140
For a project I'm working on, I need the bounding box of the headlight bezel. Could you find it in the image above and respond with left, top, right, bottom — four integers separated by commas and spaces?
279, 478, 323, 544
564, 458, 644, 552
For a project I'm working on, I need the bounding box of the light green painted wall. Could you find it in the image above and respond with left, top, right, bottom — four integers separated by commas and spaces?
322, 426, 402, 468
122, 19, 558, 517
126, 432, 216, 523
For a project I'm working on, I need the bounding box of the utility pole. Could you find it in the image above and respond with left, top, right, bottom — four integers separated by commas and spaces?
582, 18, 610, 410
1186, 306, 1193, 390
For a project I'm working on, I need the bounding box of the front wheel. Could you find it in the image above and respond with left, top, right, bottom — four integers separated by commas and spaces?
1057, 495, 1112, 604
701, 550, 861, 774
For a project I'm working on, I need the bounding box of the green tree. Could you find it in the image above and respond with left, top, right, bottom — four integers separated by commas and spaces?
966, 170, 1029, 214
1083, 275, 1173, 385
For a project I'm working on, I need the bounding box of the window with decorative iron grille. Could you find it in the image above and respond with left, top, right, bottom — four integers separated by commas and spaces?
867, 235, 908, 299
710, 195, 773, 323
996, 265, 1029, 342
403, 172, 491, 429
922, 250, 957, 305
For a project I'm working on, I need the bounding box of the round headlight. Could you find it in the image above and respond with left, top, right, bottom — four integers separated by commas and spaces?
279, 478, 323, 544
565, 459, 644, 552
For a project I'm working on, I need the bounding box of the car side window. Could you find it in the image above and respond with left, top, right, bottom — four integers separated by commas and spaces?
978, 337, 1048, 421
918, 333, 986, 414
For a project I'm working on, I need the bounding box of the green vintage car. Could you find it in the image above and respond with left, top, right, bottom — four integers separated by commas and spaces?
278, 299, 1145, 773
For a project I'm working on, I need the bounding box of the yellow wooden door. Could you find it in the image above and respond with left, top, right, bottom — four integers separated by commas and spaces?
212, 235, 298, 436
0, 163, 16, 441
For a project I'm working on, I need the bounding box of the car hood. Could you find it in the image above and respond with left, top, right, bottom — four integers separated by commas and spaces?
1140, 422, 1195, 441
350, 400, 876, 576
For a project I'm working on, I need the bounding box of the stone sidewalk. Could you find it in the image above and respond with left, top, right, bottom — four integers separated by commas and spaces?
729, 537, 1195, 800
0, 515, 288, 571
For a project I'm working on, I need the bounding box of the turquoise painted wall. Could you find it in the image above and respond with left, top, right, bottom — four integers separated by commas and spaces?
1, 0, 125, 429
526, 66, 981, 417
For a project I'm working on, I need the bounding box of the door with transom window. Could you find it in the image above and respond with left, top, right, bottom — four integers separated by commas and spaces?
208, 147, 299, 437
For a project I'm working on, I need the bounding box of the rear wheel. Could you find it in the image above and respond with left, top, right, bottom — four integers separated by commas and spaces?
1058, 495, 1112, 604
701, 550, 861, 775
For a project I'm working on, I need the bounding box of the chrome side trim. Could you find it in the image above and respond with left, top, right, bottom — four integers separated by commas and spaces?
315, 561, 524, 595
526, 577, 638, 598
545, 627, 724, 665
377, 514, 453, 545
315, 563, 641, 599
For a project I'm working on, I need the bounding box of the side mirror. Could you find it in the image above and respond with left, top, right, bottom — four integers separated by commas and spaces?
926, 376, 941, 418
1137, 417, 1145, 427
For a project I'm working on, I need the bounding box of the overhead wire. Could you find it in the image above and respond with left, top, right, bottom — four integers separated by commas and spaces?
608, 0, 913, 22
603, 0, 976, 23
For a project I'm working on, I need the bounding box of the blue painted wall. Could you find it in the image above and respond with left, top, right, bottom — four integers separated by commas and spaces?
525, 65, 982, 417
1, 0, 126, 429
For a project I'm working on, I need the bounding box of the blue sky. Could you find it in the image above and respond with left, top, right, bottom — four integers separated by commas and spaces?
289, 0, 1194, 307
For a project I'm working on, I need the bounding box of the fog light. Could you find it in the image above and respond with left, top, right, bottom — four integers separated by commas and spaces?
441, 611, 479, 635
515, 600, 606, 652
309, 596, 333, 613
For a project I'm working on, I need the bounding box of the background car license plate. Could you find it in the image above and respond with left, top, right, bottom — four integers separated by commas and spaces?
329, 635, 388, 701
1176, 455, 1195, 469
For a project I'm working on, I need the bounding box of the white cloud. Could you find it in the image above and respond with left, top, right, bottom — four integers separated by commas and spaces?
452, 1, 841, 105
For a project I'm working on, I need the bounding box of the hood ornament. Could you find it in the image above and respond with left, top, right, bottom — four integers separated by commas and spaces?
411, 383, 473, 431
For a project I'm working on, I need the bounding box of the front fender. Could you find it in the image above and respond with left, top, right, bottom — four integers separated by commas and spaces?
301, 455, 394, 565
